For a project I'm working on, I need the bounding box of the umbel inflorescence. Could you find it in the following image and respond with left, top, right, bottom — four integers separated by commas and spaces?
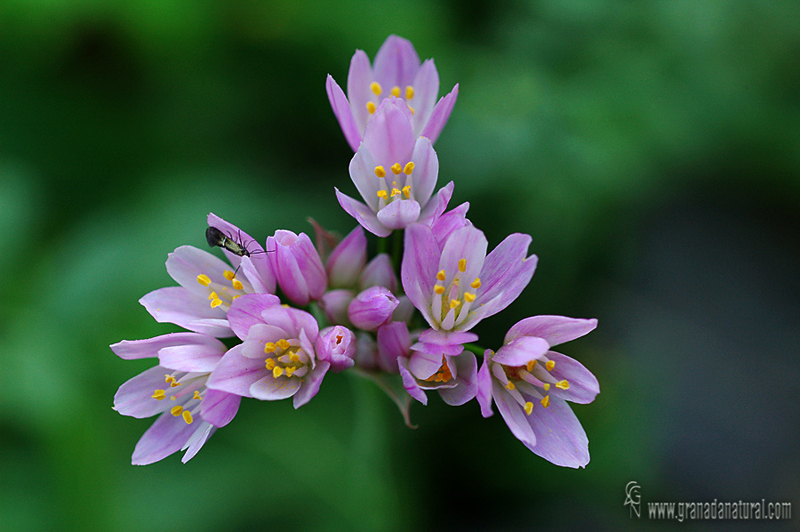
111, 35, 599, 468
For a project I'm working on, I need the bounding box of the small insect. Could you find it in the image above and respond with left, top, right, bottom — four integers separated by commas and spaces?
205, 226, 265, 257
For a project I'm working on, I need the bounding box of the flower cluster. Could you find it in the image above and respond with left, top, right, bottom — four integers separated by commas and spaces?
112, 35, 599, 468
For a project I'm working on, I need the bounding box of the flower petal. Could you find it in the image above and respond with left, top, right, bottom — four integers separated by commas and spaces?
349, 143, 381, 212
398, 357, 428, 405
439, 353, 477, 406
408, 136, 438, 208
545, 350, 600, 405
114, 365, 173, 419
179, 422, 216, 463
131, 411, 202, 465
199, 389, 241, 428
293, 360, 330, 408
226, 293, 281, 340
492, 336, 550, 367
410, 59, 439, 136
492, 380, 536, 447
139, 287, 232, 337
111, 332, 213, 361
250, 374, 301, 401
336, 188, 391, 237
439, 225, 487, 291
376, 321, 411, 373
326, 226, 367, 288
418, 181, 454, 227
327, 74, 361, 152
421, 83, 458, 145
376, 198, 421, 230
476, 353, 494, 417
346, 49, 373, 135
373, 35, 420, 91
523, 395, 590, 468
157, 337, 227, 373
363, 99, 415, 166
505, 316, 598, 347
401, 224, 440, 327
165, 245, 232, 297
205, 345, 263, 398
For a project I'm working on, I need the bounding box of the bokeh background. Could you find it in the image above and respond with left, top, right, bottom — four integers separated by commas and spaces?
1, 1, 798, 531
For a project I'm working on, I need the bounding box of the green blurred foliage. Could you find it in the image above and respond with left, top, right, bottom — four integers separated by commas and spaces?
1, 1, 798, 531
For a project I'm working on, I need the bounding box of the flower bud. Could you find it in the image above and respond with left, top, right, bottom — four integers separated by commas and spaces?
326, 226, 367, 288
359, 253, 398, 293
347, 285, 399, 331
318, 289, 355, 325
268, 230, 327, 306
315, 325, 357, 373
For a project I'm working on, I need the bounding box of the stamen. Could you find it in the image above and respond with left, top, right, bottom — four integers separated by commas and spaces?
232, 279, 244, 291
223, 270, 236, 281
366, 101, 376, 114
170, 405, 183, 416
436, 270, 446, 281
464, 292, 476, 303
152, 389, 166, 401
390, 163, 402, 175
546, 360, 556, 371
555, 380, 570, 390
402, 185, 411, 198
541, 395, 550, 408
289, 353, 301, 363
526, 360, 537, 372
370, 81, 382, 96
192, 391, 203, 401
264, 342, 276, 353
285, 366, 296, 377
403, 162, 415, 175
276, 339, 290, 350
471, 278, 481, 289
434, 285, 445, 295
408, 105, 415, 114
449, 299, 461, 309
210, 298, 222, 308
543, 383, 550, 391
377, 190, 388, 200
458, 258, 467, 272
265, 358, 276, 370
405, 85, 414, 99
182, 410, 193, 424
390, 187, 401, 197
197, 274, 211, 287
374, 166, 386, 178
208, 291, 218, 300
505, 381, 516, 391
391, 86, 401, 97
524, 402, 534, 415
272, 366, 284, 379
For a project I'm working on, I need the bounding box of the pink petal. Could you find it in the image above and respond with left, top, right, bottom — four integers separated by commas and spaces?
476, 353, 494, 418
326, 74, 361, 152
523, 395, 589, 468
439, 225, 487, 290
111, 332, 214, 361
438, 353, 477, 406
401, 224, 440, 327
362, 99, 416, 166
492, 336, 550, 367
408, 136, 438, 208
346, 49, 373, 135
205, 345, 263, 398
199, 389, 241, 428
418, 181, 454, 227
131, 411, 203, 465
293, 360, 330, 408
398, 357, 428, 405
421, 83, 458, 145
373, 35, 420, 91
349, 142, 381, 211
227, 293, 281, 340
545, 350, 600, 405
250, 375, 301, 401
139, 287, 232, 337
326, 226, 367, 288
505, 315, 598, 347
376, 198, 421, 230
114, 365, 172, 419
336, 188, 391, 237
410, 59, 439, 137
492, 380, 536, 447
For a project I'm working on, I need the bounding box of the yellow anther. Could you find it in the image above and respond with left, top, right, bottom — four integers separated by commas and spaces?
471, 278, 482, 289
402, 185, 411, 198
170, 395, 177, 401
192, 391, 203, 401
524, 402, 534, 415
232, 294, 241, 301
434, 285, 445, 295
374, 166, 386, 178
165, 375, 175, 385
223, 270, 236, 281
232, 279, 244, 291
526, 360, 537, 372
543, 383, 551, 391
289, 353, 301, 363
196, 274, 211, 287
370, 81, 382, 96
556, 380, 570, 390
208, 291, 218, 301
546, 360, 556, 371
170, 405, 183, 416
377, 190, 388, 200
152, 389, 166, 401
464, 292, 476, 303
403, 162, 415, 175
210, 298, 222, 308
405, 85, 414, 99
272, 366, 284, 379
436, 270, 446, 281
390, 162, 402, 175
285, 366, 296, 377
390, 188, 401, 197
277, 339, 290, 350
366, 101, 376, 114
265, 358, 276, 370
182, 410, 193, 424
505, 381, 516, 391
458, 258, 467, 272
408, 105, 415, 114
264, 342, 276, 353
541, 395, 550, 408
391, 86, 401, 97
449, 299, 461, 309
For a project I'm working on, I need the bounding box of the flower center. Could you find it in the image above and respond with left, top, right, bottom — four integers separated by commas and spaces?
422, 356, 453, 383
430, 260, 480, 330
374, 162, 414, 205
196, 269, 249, 310
497, 356, 570, 416
151, 372, 206, 425
264, 338, 310, 380
366, 82, 416, 114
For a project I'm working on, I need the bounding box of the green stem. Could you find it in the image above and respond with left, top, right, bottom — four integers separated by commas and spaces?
463, 343, 489, 356
391, 229, 403, 275
377, 235, 388, 255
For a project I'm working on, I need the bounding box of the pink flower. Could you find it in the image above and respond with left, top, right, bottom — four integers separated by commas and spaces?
326, 35, 459, 151
267, 230, 327, 306
402, 223, 538, 333
477, 316, 599, 468
336, 99, 454, 237
206, 294, 330, 409
112, 332, 241, 464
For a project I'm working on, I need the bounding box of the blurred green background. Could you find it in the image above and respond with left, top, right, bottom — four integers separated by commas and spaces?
1, 1, 798, 530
